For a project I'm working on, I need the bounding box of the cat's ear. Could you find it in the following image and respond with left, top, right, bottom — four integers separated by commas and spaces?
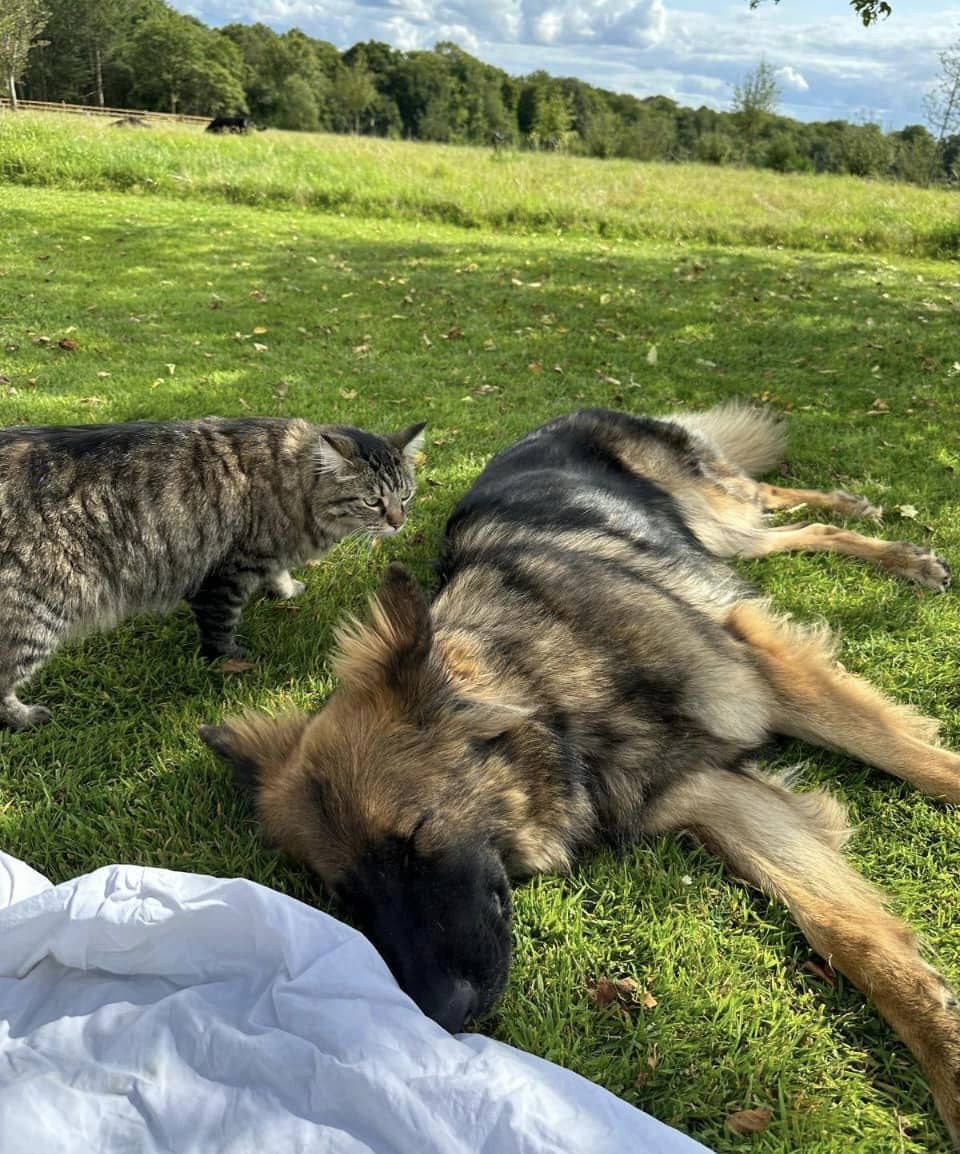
390, 422, 426, 469
314, 431, 358, 481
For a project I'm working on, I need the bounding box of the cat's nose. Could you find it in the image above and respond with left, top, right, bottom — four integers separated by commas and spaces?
385, 503, 404, 528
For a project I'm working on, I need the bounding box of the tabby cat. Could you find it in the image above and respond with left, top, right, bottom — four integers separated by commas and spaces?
0, 416, 425, 729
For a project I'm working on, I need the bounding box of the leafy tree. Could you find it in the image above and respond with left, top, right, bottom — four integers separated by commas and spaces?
220, 22, 287, 122
391, 50, 451, 139
128, 11, 245, 116
924, 37, 960, 149
73, 0, 125, 107
275, 73, 319, 131
732, 60, 780, 148
839, 120, 892, 176
530, 85, 573, 148
748, 1, 891, 25
696, 130, 736, 165
331, 56, 376, 134
765, 130, 810, 172
0, 0, 48, 109
891, 123, 938, 184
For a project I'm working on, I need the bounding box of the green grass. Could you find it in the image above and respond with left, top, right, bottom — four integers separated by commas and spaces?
2, 118, 960, 1153
2, 111, 960, 256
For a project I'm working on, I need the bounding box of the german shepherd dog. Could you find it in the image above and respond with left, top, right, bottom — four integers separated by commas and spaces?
201, 405, 960, 1143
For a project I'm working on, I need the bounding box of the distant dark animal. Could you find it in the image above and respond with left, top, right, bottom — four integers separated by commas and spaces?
0, 417, 425, 729
111, 116, 148, 129
206, 116, 255, 134
203, 404, 960, 1145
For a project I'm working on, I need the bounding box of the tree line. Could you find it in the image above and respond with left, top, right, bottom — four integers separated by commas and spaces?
4, 0, 959, 186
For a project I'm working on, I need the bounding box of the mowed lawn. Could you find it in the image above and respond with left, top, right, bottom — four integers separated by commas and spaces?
1, 116, 960, 1152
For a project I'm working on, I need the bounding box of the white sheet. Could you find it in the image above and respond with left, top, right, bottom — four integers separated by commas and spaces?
0, 852, 710, 1153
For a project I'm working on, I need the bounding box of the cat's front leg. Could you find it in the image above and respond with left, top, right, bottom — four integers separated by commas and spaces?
189, 565, 265, 661
264, 569, 306, 600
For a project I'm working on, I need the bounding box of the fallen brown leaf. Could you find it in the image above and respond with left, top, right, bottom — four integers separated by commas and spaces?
591, 976, 640, 1007
58, 338, 80, 351
725, 1108, 773, 1135
218, 657, 256, 673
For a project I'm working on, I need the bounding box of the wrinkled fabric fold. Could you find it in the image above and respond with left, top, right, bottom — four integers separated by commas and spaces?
0, 851, 709, 1153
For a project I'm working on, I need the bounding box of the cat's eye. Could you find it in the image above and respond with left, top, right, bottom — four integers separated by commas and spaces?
363, 497, 383, 509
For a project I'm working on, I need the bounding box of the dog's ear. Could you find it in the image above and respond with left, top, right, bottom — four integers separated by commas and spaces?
333, 563, 433, 694
453, 698, 533, 742
199, 713, 309, 792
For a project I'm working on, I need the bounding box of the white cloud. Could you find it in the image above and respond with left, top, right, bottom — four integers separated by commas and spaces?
776, 65, 809, 91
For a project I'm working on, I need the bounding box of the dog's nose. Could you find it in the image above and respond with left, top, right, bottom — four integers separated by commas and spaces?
426, 979, 479, 1034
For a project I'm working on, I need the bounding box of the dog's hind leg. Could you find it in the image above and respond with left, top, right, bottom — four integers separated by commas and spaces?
644, 767, 960, 1147
754, 482, 881, 521
725, 600, 960, 801
737, 521, 951, 591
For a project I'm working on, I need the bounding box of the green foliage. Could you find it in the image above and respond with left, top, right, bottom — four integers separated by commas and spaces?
749, 0, 892, 25
924, 37, 960, 149
275, 73, 319, 132
10, 1, 960, 185
0, 0, 48, 107
732, 59, 780, 147
128, 10, 246, 115
1, 135, 959, 1150
331, 56, 377, 135
530, 85, 573, 147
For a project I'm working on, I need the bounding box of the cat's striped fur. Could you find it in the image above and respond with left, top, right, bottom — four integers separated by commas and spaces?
0, 416, 424, 729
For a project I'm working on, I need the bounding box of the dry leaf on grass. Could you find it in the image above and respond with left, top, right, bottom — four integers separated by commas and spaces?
590, 976, 656, 1011
57, 338, 80, 351
218, 657, 257, 673
591, 976, 639, 1007
725, 1107, 773, 1134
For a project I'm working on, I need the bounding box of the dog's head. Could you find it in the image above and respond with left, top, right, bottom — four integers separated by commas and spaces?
200, 565, 527, 1031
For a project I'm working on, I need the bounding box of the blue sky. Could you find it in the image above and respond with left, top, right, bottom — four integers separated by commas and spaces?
176, 1, 960, 129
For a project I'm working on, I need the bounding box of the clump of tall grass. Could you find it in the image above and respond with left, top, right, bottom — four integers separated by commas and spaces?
1, 111, 957, 256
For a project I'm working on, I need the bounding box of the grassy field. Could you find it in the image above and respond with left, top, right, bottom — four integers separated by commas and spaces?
2, 113, 960, 1152
3, 112, 960, 256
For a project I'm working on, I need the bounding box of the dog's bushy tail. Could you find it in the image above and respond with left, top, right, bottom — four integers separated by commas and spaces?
670, 402, 787, 476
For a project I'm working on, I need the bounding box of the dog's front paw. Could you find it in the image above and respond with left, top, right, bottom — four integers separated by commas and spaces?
835, 491, 883, 522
